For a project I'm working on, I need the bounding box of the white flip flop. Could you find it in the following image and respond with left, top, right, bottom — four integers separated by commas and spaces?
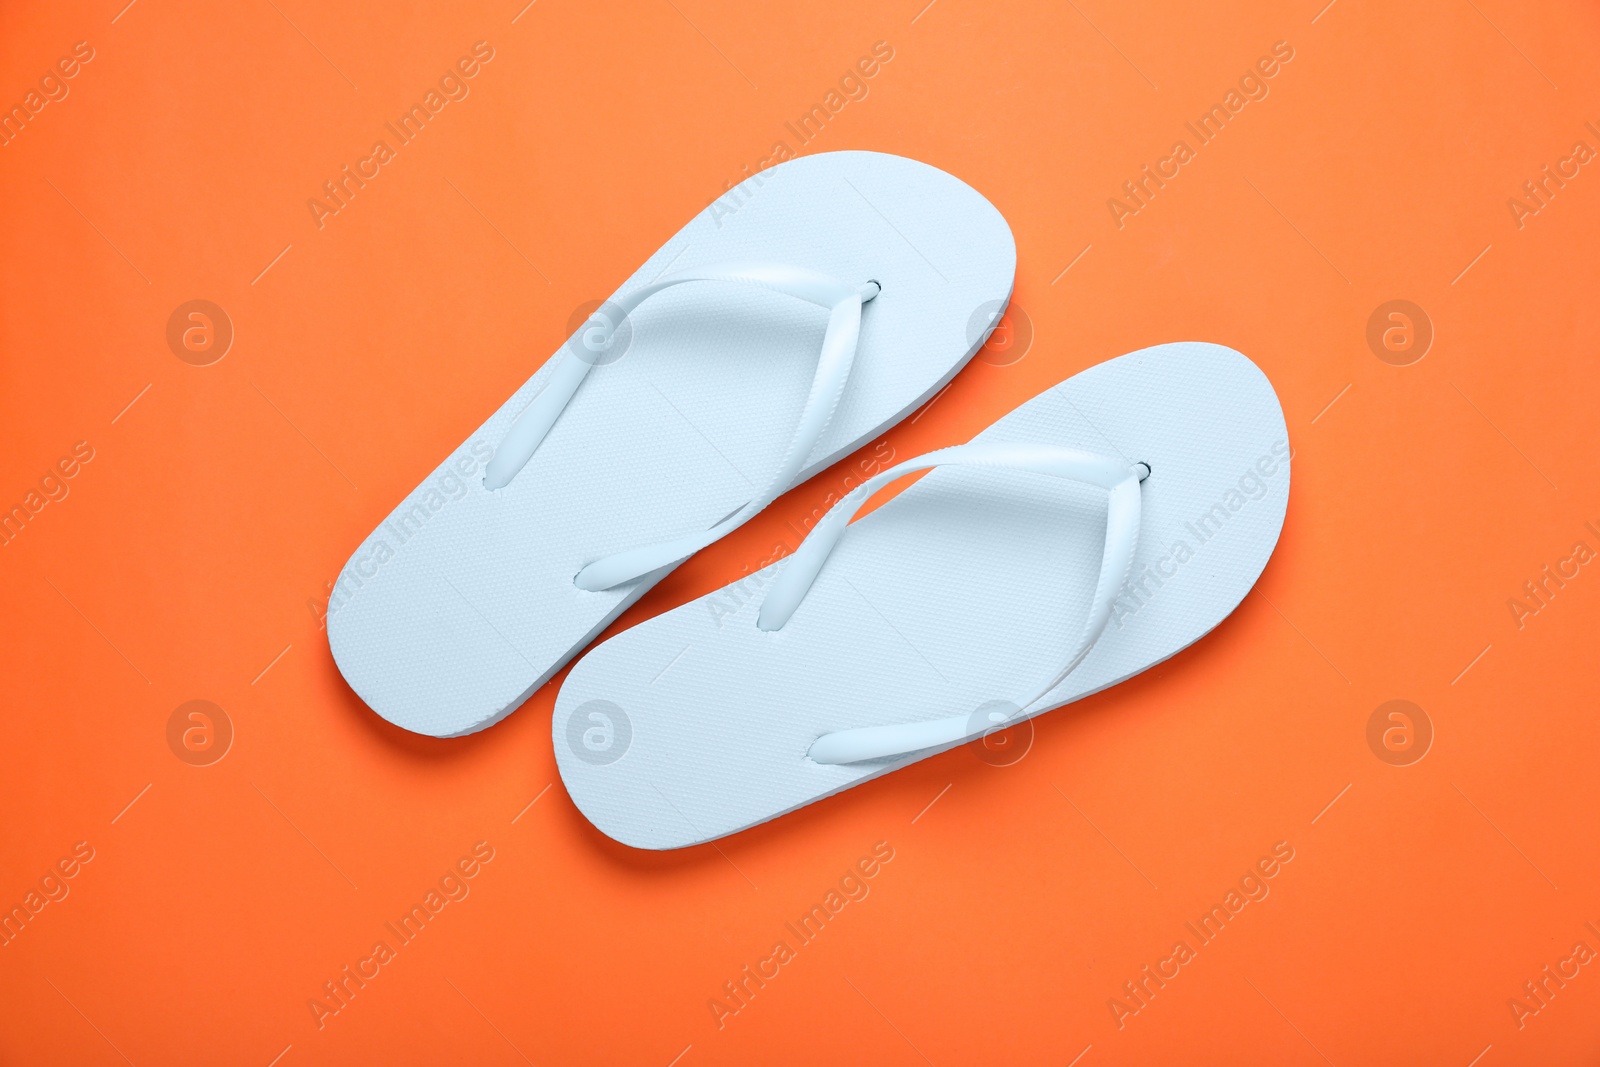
553, 342, 1290, 848
328, 151, 1015, 737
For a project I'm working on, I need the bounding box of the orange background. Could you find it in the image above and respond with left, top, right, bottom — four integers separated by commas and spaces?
3, 0, 1598, 1063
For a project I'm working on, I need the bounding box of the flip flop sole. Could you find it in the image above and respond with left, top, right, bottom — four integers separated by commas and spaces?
555, 343, 1289, 848
329, 151, 1015, 737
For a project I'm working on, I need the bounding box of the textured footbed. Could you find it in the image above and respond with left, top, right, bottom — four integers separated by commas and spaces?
328, 151, 1015, 737
554, 343, 1290, 849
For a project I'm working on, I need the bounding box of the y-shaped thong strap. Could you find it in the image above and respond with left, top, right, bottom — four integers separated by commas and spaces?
751, 442, 1147, 764
482, 263, 880, 591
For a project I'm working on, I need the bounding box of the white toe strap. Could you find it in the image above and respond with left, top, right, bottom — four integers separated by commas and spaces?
482, 262, 879, 591
757, 443, 1146, 765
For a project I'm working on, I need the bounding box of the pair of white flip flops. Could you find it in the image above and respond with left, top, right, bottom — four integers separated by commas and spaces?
328, 151, 1289, 850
